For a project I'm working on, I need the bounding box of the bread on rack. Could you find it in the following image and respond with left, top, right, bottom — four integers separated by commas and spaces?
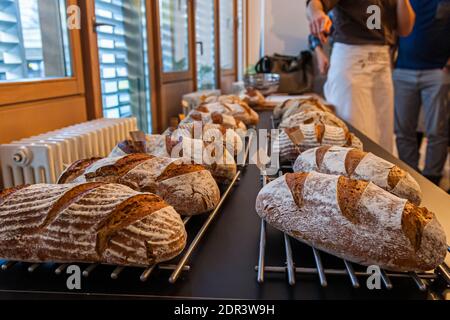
168, 123, 244, 157
273, 95, 332, 120
180, 110, 248, 134
0, 183, 187, 266
58, 154, 221, 216
277, 114, 363, 163
293, 146, 422, 205
197, 95, 259, 126
256, 172, 447, 272
241, 89, 265, 108
109, 136, 238, 185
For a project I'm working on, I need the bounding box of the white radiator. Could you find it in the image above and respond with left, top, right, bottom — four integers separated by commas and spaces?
0, 118, 138, 188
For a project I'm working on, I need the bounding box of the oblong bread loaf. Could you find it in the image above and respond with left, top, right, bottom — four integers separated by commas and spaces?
293, 146, 422, 205
256, 172, 447, 272
0, 183, 187, 266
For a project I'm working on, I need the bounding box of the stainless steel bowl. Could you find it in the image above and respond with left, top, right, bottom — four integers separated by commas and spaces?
244, 73, 280, 96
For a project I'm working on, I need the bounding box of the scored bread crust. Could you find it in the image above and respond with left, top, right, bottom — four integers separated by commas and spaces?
255, 172, 447, 272
0, 183, 187, 266
293, 146, 423, 205
59, 155, 221, 216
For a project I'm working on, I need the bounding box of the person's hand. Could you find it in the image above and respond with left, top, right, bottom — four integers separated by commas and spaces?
315, 47, 330, 75
309, 11, 332, 44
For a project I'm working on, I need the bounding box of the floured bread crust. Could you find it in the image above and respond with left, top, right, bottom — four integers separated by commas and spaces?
256, 172, 447, 272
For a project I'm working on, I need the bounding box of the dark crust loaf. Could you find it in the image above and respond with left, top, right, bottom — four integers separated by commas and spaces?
0, 183, 187, 266
85, 154, 154, 181
256, 172, 446, 272
156, 162, 206, 182
58, 155, 221, 216
58, 158, 102, 184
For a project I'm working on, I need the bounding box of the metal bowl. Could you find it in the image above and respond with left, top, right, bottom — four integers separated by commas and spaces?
244, 73, 280, 96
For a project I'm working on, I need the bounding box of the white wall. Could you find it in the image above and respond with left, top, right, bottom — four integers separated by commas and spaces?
264, 0, 310, 56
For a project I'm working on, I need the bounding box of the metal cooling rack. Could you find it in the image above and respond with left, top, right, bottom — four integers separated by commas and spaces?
0, 133, 254, 286
256, 173, 450, 297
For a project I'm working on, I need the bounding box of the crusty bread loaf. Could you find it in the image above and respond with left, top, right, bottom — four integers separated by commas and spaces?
58, 154, 221, 216
109, 136, 238, 185
0, 183, 187, 266
241, 89, 265, 107
293, 146, 423, 205
256, 172, 447, 272
278, 127, 363, 163
273, 96, 332, 120
170, 122, 244, 157
197, 96, 259, 126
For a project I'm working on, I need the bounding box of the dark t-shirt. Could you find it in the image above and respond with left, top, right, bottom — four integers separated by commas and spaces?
396, 0, 450, 70
314, 0, 398, 45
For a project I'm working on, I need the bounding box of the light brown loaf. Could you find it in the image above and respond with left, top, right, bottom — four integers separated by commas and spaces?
0, 183, 187, 266
58, 154, 221, 216
255, 172, 447, 272
293, 146, 423, 205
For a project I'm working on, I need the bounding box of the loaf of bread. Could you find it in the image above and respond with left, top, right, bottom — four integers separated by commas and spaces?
241, 89, 265, 108
180, 110, 248, 134
256, 172, 447, 272
197, 95, 259, 126
109, 136, 238, 185
277, 125, 363, 163
279, 109, 347, 130
0, 183, 187, 266
273, 95, 332, 120
169, 123, 244, 157
58, 154, 221, 216
294, 146, 423, 205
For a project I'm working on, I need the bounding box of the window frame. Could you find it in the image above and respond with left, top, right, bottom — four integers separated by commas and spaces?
155, 0, 196, 85
0, 0, 85, 107
218, 0, 238, 77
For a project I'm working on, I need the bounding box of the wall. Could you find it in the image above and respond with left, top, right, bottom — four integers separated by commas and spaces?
0, 96, 88, 144
264, 0, 310, 56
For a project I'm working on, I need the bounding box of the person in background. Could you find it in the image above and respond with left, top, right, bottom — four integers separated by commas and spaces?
308, 11, 334, 76
306, 0, 416, 153
394, 0, 450, 186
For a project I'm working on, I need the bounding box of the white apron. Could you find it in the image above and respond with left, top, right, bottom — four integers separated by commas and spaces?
324, 43, 394, 153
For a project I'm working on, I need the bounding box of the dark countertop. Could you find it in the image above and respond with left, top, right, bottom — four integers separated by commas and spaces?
0, 111, 448, 300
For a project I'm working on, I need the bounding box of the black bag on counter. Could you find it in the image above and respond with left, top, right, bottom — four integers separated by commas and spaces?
255, 51, 314, 95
